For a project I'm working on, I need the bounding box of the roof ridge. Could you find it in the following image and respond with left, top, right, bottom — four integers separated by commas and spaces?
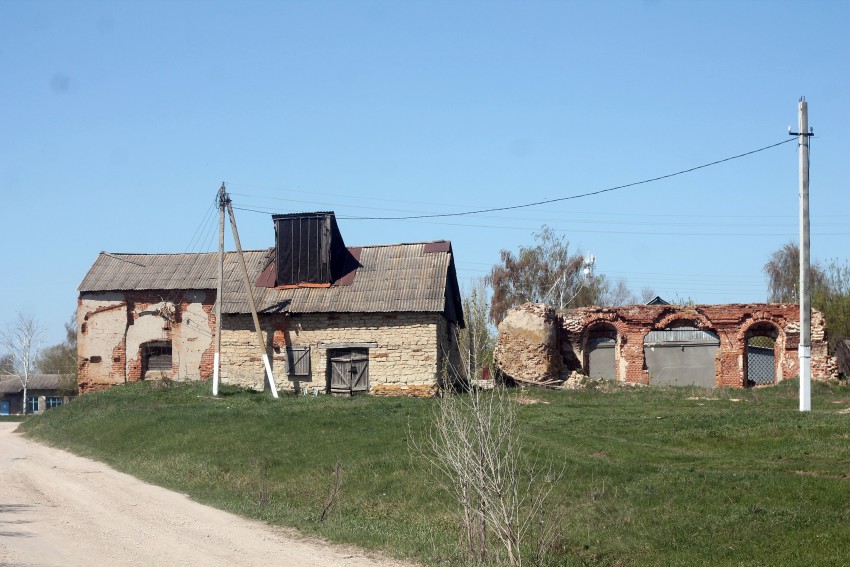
349, 240, 449, 249
100, 249, 273, 256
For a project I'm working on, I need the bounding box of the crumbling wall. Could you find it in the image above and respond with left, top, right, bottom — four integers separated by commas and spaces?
494, 303, 563, 383
495, 302, 834, 388
77, 290, 215, 392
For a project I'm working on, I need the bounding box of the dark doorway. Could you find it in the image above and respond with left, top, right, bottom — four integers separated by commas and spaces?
328, 349, 369, 394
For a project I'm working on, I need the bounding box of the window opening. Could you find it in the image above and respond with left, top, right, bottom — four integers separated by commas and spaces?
143, 341, 173, 375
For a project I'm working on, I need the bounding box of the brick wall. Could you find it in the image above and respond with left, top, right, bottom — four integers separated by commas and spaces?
77, 290, 216, 392
496, 302, 834, 388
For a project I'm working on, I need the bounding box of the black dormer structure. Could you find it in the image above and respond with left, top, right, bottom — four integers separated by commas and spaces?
272, 212, 359, 286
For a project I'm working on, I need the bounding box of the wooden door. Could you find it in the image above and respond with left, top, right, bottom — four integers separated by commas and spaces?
328, 349, 369, 394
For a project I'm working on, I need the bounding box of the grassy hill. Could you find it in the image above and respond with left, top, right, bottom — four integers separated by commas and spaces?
20, 379, 850, 566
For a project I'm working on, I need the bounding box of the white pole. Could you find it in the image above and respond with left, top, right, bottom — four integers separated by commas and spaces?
213, 184, 225, 396
797, 98, 811, 412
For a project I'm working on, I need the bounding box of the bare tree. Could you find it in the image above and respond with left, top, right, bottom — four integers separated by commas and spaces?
417, 386, 563, 566
454, 279, 495, 386
764, 242, 826, 303
600, 277, 637, 306
1, 313, 44, 415
640, 287, 657, 304
487, 226, 604, 324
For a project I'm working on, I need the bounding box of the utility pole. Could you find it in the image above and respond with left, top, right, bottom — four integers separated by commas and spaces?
212, 183, 226, 396
226, 199, 280, 398
790, 97, 813, 412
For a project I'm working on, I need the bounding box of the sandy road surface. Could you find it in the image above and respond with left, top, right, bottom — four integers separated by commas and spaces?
0, 423, 416, 567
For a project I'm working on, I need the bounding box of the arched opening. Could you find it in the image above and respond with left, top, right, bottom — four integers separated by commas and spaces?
584, 323, 618, 381
643, 320, 720, 387
745, 323, 779, 387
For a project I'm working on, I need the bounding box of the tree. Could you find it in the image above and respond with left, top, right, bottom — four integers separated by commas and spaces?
0, 313, 44, 415
813, 260, 850, 351
418, 387, 563, 566
487, 226, 605, 324
599, 276, 638, 306
764, 243, 850, 351
0, 354, 14, 375
35, 315, 77, 377
763, 242, 826, 303
452, 279, 495, 385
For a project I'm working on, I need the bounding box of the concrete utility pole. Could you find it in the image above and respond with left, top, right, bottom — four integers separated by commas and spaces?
226, 199, 280, 398
790, 98, 813, 412
212, 183, 226, 397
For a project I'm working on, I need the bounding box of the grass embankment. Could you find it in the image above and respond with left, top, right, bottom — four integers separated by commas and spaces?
20, 380, 850, 566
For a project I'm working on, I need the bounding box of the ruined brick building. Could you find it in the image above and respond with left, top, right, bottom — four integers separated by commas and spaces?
76, 212, 464, 396
496, 302, 834, 388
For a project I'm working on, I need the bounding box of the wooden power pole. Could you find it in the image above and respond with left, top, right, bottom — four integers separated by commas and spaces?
226, 198, 279, 398
791, 98, 813, 412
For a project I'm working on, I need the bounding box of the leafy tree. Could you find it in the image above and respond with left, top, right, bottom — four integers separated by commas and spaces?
35, 315, 77, 377
487, 226, 604, 323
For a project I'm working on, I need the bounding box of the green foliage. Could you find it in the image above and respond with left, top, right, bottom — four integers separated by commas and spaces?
813, 260, 850, 351
764, 243, 850, 350
20, 380, 850, 566
35, 315, 77, 378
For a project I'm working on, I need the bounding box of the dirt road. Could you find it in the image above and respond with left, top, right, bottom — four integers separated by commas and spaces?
0, 423, 415, 567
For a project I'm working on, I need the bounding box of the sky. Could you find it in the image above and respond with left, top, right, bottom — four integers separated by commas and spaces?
1, 0, 848, 346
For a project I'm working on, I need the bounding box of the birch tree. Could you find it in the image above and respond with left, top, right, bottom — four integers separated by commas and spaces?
1, 313, 44, 414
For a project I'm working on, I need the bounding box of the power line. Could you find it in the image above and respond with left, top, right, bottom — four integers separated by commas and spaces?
336, 138, 797, 220
231, 137, 795, 221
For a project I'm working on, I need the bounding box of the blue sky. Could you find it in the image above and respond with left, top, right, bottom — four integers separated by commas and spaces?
1, 0, 848, 345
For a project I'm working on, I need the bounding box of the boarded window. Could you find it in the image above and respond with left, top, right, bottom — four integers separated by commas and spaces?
143, 341, 173, 373
286, 346, 311, 377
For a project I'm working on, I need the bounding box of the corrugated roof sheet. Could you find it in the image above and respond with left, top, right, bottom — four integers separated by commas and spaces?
78, 242, 456, 316
0, 374, 73, 394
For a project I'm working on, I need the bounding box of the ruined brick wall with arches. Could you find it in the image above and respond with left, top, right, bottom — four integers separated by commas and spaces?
495, 303, 835, 387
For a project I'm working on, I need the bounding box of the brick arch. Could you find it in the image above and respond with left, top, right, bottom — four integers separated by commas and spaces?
652, 309, 715, 332
581, 319, 623, 381
737, 314, 788, 342
580, 317, 628, 343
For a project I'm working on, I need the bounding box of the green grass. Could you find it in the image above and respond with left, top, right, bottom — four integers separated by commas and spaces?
0, 415, 26, 422
19, 380, 850, 566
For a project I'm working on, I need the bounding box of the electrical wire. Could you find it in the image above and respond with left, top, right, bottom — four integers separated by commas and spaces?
185, 196, 217, 253
231, 137, 796, 222
337, 138, 798, 220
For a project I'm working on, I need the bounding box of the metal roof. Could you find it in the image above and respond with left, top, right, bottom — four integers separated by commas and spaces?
0, 374, 74, 394
78, 242, 461, 317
